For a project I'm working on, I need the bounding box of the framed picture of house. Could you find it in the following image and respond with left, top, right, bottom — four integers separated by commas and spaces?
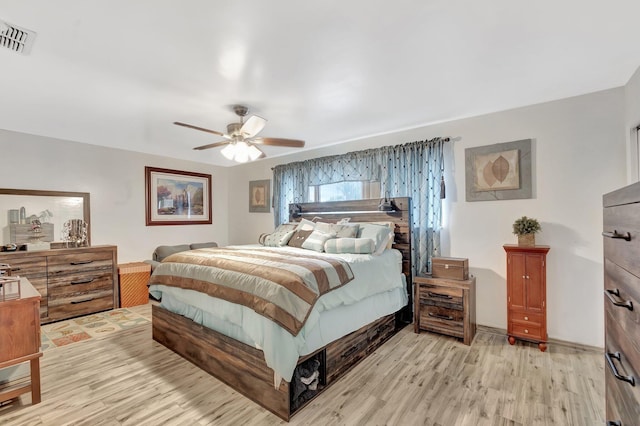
145, 166, 212, 225
249, 180, 270, 213
465, 139, 533, 202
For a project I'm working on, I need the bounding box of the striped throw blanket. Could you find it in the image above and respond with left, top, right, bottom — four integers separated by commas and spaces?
149, 247, 354, 336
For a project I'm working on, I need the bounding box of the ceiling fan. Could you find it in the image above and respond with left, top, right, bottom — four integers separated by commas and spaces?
174, 105, 305, 163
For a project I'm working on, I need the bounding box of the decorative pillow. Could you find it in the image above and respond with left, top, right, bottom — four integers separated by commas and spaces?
301, 230, 336, 252
324, 238, 375, 254
295, 218, 316, 231
261, 223, 298, 247
287, 229, 314, 248
315, 222, 359, 238
357, 223, 393, 255
368, 221, 396, 249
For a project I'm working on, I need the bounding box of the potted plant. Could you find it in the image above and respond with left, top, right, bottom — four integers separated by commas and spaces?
512, 216, 541, 246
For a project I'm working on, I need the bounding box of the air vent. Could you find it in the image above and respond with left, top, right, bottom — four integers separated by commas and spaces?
0, 19, 36, 55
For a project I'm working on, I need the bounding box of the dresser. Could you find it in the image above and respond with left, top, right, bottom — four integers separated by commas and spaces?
0, 277, 42, 404
603, 181, 640, 425
504, 244, 550, 352
0, 245, 118, 323
413, 275, 476, 345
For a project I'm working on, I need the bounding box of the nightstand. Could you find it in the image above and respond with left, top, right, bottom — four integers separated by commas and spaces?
414, 275, 476, 345
0, 277, 42, 404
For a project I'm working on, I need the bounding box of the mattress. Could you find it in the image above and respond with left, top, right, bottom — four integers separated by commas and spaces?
149, 246, 407, 381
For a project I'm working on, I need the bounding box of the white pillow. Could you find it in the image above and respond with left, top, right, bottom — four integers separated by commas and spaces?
357, 223, 393, 255
315, 222, 359, 238
301, 230, 336, 252
295, 218, 316, 231
324, 238, 375, 254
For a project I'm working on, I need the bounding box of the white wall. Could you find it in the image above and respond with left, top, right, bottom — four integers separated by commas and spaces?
0, 130, 230, 263
228, 88, 628, 348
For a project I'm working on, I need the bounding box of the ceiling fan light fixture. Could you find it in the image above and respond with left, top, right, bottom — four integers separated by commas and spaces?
234, 141, 250, 163
221, 143, 236, 160
248, 144, 262, 161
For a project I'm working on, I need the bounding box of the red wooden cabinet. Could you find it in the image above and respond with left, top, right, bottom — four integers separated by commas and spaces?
504, 244, 550, 352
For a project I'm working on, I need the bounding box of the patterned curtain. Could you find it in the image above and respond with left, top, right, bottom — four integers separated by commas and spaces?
378, 140, 445, 275
272, 138, 445, 275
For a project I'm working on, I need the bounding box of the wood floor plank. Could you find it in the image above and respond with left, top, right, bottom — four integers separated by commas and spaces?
0, 303, 604, 425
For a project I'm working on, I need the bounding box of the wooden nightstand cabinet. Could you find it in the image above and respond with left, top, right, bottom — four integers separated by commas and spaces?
0, 277, 42, 405
414, 275, 476, 345
504, 244, 550, 352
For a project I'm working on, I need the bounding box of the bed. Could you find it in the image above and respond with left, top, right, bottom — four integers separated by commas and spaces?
149, 197, 413, 421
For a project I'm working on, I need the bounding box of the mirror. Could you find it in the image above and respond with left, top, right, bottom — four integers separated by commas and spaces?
0, 188, 90, 247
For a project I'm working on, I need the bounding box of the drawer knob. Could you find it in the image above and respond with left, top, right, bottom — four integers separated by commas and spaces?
524, 316, 528, 321
524, 329, 528, 334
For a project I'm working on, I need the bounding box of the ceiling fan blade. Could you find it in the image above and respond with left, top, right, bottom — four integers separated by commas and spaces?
240, 115, 267, 138
174, 121, 230, 138
193, 141, 230, 150
252, 137, 305, 147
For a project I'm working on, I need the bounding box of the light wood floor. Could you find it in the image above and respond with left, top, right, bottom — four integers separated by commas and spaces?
1, 303, 605, 425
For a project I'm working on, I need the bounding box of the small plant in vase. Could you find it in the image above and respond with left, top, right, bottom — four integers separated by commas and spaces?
512, 216, 541, 246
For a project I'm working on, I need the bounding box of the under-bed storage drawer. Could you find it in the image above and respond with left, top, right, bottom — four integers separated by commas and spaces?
325, 314, 395, 384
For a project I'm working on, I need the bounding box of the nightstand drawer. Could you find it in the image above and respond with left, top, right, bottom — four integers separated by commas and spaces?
419, 284, 463, 307
420, 307, 464, 339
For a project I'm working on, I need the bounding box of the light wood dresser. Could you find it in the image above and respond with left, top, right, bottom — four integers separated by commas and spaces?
0, 277, 42, 404
0, 245, 118, 324
603, 181, 640, 425
413, 275, 476, 345
504, 244, 550, 352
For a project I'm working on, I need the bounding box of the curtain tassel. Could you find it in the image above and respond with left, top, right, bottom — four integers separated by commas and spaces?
440, 175, 446, 199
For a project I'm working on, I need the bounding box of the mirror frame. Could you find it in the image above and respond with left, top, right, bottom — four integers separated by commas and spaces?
0, 188, 91, 245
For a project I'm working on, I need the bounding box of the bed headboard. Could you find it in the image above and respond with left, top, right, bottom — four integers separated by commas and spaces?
288, 197, 413, 323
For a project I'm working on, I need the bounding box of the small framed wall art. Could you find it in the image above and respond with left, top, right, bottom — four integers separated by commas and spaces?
249, 179, 270, 213
145, 166, 212, 225
465, 139, 532, 202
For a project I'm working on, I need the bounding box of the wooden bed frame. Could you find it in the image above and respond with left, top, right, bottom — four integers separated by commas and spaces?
152, 197, 413, 421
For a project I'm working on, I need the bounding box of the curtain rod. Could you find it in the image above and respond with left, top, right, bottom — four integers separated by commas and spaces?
271, 136, 450, 170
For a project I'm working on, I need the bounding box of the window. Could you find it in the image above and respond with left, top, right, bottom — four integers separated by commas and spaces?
308, 181, 381, 202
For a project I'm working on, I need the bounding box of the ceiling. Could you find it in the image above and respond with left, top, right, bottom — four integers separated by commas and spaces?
1, 1, 640, 167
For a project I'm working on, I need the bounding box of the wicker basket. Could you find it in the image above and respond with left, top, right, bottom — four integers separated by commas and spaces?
118, 262, 151, 307
517, 233, 536, 246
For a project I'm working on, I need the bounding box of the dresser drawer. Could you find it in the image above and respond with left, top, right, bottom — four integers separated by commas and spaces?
325, 314, 395, 384
47, 291, 114, 321
47, 251, 114, 276
603, 201, 640, 278
419, 283, 463, 308
605, 329, 640, 424
48, 272, 114, 296
0, 255, 47, 277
